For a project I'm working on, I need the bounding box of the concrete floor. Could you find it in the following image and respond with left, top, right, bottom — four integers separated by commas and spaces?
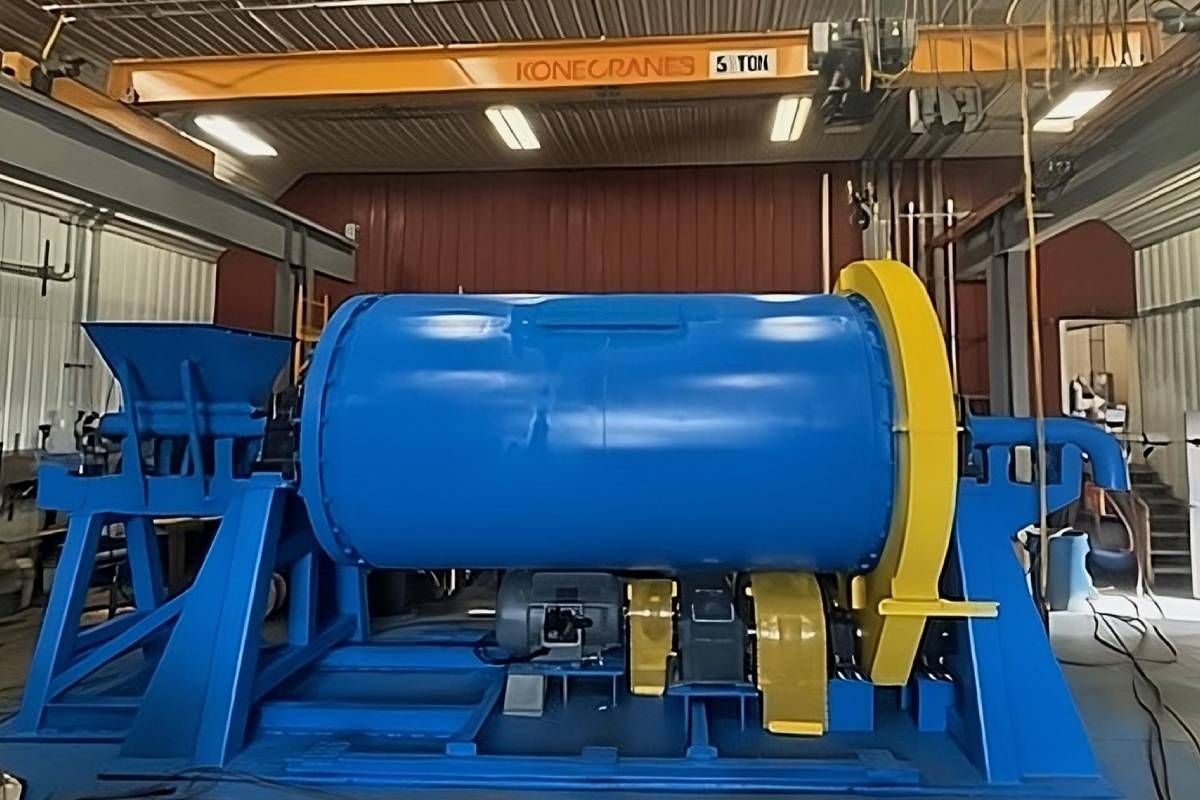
0, 606, 41, 716
1, 591, 1199, 798
1054, 593, 1200, 799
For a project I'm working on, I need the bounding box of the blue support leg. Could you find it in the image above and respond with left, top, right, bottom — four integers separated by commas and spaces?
950, 495, 1101, 783
119, 481, 286, 767
946, 433, 1107, 785
47, 595, 184, 698
14, 512, 106, 732
336, 565, 370, 642
123, 517, 165, 611
288, 552, 317, 646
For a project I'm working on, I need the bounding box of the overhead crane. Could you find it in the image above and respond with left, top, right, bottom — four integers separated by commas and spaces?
103, 24, 1152, 110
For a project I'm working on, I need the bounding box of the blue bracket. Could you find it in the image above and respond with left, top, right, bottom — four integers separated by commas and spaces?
828, 678, 875, 732
114, 479, 356, 767
944, 415, 1128, 786
913, 675, 954, 733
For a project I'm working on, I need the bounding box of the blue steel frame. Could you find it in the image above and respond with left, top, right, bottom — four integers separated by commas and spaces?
1, 322, 1130, 799
7, 323, 368, 752
945, 416, 1129, 787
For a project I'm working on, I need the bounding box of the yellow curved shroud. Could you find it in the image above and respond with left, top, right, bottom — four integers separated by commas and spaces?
838, 260, 996, 686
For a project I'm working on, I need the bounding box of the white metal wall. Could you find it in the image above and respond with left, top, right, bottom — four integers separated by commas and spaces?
84, 229, 217, 414
0, 190, 217, 454
1135, 228, 1200, 496
0, 195, 76, 454
1110, 162, 1200, 250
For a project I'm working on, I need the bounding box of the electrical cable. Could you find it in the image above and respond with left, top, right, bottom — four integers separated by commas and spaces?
1059, 605, 1175, 665
1046, 0, 1056, 99
1058, 594, 1200, 800
1092, 602, 1172, 799
167, 765, 368, 799
472, 634, 550, 665
61, 784, 188, 800
1104, 0, 1118, 64
1120, 0, 1133, 65
1089, 0, 1097, 71
1143, 588, 1169, 621
1056, 465, 1182, 796
1009, 0, 1054, 629
1118, 593, 1200, 760
1074, 598, 1173, 799
1142, 0, 1156, 61
1121, 594, 1175, 652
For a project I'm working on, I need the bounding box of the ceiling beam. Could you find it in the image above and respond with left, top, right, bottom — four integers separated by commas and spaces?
3, 51, 215, 174
953, 61, 1200, 277
106, 24, 1153, 110
0, 77, 356, 281
1038, 69, 1200, 245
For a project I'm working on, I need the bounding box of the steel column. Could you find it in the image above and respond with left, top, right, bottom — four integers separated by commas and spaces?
986, 246, 1031, 417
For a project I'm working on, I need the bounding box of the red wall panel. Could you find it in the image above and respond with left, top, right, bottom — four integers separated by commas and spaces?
213, 163, 1132, 429
302, 164, 864, 299
940, 159, 1023, 211
216, 162, 864, 329
955, 280, 989, 402
943, 221, 1137, 414
214, 163, 1135, 424
214, 249, 277, 332
1035, 221, 1137, 414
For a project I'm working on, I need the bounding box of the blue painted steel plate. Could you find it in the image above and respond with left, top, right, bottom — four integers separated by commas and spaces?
300, 293, 894, 572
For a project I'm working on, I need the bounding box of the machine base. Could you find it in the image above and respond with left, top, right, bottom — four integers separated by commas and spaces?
0, 375, 1132, 799
1, 623, 1119, 799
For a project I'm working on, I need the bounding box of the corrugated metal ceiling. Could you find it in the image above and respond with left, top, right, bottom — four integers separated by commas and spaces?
7, 1, 1058, 65
165, 90, 1022, 183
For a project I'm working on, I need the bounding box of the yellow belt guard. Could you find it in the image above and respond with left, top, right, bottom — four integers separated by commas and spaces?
627, 579, 675, 696
751, 572, 827, 735
837, 260, 996, 686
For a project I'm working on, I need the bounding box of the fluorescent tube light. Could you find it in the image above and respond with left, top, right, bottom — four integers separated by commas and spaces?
770, 95, 813, 143
193, 115, 277, 157
486, 105, 540, 150
1033, 88, 1112, 133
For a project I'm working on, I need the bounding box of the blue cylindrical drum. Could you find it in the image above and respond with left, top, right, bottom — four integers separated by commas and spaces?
299, 293, 896, 572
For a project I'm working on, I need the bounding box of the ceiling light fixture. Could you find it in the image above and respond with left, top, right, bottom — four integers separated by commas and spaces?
193, 114, 278, 157
1033, 88, 1113, 133
769, 95, 813, 142
485, 105, 540, 150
